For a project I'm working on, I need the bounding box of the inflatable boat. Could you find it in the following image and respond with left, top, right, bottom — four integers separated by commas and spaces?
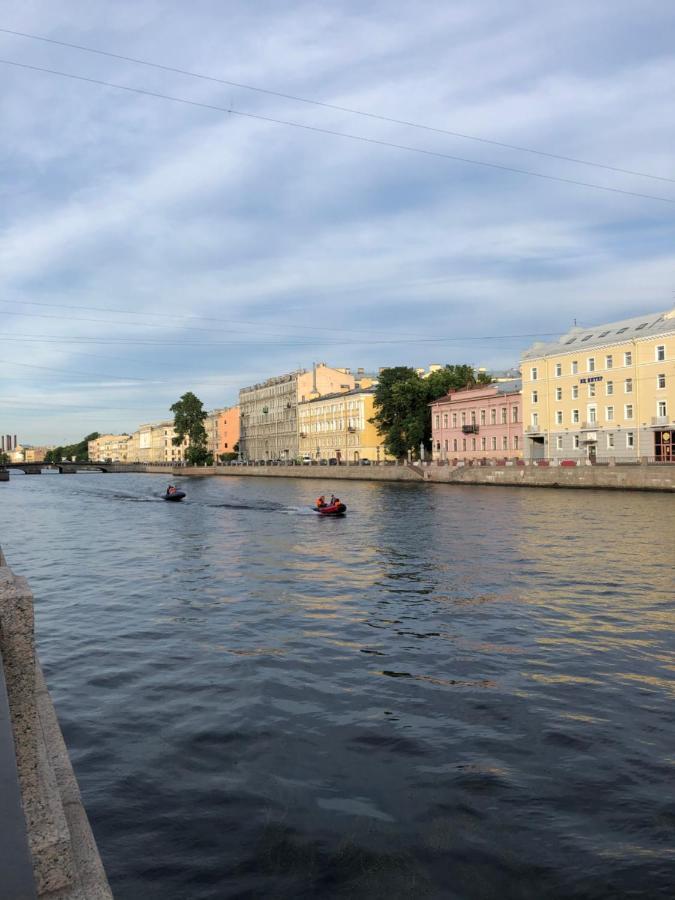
313, 502, 346, 516
163, 490, 186, 502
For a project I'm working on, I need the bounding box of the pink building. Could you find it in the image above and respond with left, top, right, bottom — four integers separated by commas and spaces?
430, 382, 523, 461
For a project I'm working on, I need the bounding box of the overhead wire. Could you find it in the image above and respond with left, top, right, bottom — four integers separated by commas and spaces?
1, 25, 672, 185
1, 57, 674, 205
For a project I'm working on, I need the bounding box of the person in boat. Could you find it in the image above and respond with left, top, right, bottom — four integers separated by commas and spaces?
316, 495, 326, 508
333, 497, 341, 507
167, 485, 177, 495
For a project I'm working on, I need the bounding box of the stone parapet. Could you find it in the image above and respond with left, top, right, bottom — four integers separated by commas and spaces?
0, 549, 113, 899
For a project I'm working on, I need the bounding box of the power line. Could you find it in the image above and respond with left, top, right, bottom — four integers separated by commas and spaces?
2, 57, 674, 205
1, 25, 672, 185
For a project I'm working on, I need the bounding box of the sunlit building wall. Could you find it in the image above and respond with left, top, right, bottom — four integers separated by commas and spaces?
521, 307, 675, 461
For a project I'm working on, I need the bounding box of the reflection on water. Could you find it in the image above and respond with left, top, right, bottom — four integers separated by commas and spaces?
1, 473, 674, 899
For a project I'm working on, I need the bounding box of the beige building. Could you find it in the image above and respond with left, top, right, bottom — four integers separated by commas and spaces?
88, 434, 131, 462
239, 363, 361, 461
521, 307, 675, 462
298, 386, 391, 462
127, 422, 188, 463
7, 445, 50, 463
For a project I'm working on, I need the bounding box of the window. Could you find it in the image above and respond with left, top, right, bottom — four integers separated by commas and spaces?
502, 435, 508, 450
588, 383, 596, 397
617, 327, 628, 334
462, 439, 467, 451
471, 411, 477, 425
587, 406, 597, 424
574, 435, 580, 449
531, 391, 539, 404
572, 409, 579, 423
531, 367, 538, 381
513, 435, 519, 450
555, 363, 562, 377
461, 412, 466, 425
444, 439, 449, 451
658, 400, 667, 417
443, 414, 448, 428
657, 374, 666, 389
587, 357, 595, 372
501, 408, 507, 424
606, 406, 614, 421
472, 437, 477, 450
624, 351, 632, 366
555, 387, 562, 401
624, 378, 633, 393
491, 409, 497, 425
491, 436, 497, 450
656, 345, 665, 361
572, 385, 579, 399
556, 411, 563, 424
453, 439, 458, 451
606, 381, 614, 395
531, 412, 539, 427
571, 361, 578, 374
512, 406, 519, 423
480, 409, 486, 425
434, 415, 440, 429
607, 434, 615, 449
624, 404, 634, 419
626, 432, 634, 449
481, 437, 487, 450
605, 354, 613, 369
556, 436, 563, 450
452, 413, 457, 428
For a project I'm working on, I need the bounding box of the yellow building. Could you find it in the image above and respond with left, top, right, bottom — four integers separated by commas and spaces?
521, 307, 675, 462
127, 422, 188, 463
88, 434, 130, 462
298, 387, 391, 463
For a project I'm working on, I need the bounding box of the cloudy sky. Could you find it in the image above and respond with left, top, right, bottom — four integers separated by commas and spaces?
1, 0, 674, 444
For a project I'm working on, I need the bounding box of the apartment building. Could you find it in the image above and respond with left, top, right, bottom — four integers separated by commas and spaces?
430, 382, 523, 461
127, 421, 188, 463
521, 307, 675, 461
239, 363, 356, 461
298, 386, 391, 462
88, 434, 131, 462
206, 406, 240, 459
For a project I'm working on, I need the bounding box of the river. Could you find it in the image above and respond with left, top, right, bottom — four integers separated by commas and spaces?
1, 472, 674, 899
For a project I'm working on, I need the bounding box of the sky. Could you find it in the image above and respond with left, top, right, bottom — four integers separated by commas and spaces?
1, 0, 674, 445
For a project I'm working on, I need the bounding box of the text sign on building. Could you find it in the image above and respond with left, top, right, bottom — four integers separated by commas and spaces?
579, 376, 603, 384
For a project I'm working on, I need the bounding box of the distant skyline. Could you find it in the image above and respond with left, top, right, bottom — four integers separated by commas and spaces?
2, 1, 674, 444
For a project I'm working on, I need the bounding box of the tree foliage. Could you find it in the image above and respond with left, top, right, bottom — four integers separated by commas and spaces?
44, 432, 100, 464
170, 392, 210, 465
371, 366, 492, 459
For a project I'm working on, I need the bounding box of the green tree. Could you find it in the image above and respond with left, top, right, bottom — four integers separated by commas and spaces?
372, 365, 491, 458
43, 432, 99, 464
0, 451, 9, 465
170, 392, 210, 465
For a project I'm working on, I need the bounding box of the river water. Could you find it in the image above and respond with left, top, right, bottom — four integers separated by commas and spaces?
1, 472, 674, 899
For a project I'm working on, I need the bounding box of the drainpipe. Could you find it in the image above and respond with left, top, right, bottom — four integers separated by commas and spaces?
633, 338, 640, 460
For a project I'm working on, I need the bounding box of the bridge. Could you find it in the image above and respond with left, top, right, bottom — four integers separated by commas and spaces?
0, 461, 137, 476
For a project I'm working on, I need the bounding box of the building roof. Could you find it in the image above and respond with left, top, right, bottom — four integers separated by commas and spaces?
522, 307, 675, 360
300, 386, 376, 405
429, 379, 521, 407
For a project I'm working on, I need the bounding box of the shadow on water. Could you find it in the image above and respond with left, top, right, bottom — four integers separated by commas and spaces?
2, 473, 675, 899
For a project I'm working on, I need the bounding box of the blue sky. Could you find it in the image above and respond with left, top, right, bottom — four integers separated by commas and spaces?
1, 0, 674, 444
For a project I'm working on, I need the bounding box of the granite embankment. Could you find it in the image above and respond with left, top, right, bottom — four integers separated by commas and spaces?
121, 462, 675, 492
0, 547, 112, 899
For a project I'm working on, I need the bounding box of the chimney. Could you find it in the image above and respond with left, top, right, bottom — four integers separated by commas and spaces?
312, 362, 317, 394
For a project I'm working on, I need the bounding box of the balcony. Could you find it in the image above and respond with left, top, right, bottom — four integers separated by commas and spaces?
581, 420, 598, 430
525, 425, 541, 434
461, 424, 479, 434
652, 416, 669, 427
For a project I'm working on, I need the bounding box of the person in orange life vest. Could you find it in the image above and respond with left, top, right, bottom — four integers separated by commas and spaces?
316, 495, 326, 508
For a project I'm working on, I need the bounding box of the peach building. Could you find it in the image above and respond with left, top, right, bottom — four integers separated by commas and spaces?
430, 382, 523, 461
206, 406, 240, 458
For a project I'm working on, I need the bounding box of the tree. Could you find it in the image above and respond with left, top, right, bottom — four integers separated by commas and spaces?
0, 451, 8, 465
372, 365, 492, 458
44, 432, 99, 464
170, 392, 210, 465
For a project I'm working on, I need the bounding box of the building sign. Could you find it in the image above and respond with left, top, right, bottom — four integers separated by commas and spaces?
579, 376, 603, 384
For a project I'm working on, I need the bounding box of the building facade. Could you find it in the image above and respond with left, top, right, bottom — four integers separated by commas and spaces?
206, 406, 240, 458
127, 422, 188, 463
430, 382, 523, 461
521, 307, 675, 462
88, 434, 131, 462
298, 387, 391, 462
239, 364, 355, 461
